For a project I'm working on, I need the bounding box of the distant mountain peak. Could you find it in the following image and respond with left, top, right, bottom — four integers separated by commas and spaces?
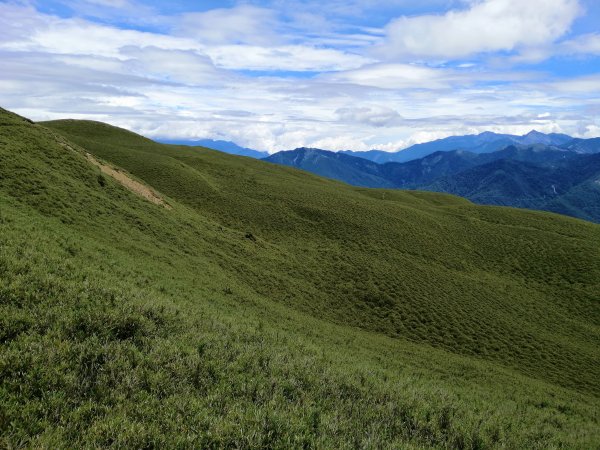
294, 147, 322, 152
524, 130, 544, 137
157, 138, 268, 159
297, 130, 585, 166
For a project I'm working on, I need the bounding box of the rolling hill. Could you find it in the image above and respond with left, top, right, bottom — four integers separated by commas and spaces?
1, 106, 599, 448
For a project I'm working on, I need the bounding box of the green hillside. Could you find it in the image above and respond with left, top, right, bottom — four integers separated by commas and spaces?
0, 107, 598, 448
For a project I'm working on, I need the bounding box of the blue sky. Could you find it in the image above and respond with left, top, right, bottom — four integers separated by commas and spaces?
0, 0, 599, 152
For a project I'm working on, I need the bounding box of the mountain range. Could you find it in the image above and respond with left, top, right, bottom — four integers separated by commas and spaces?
159, 138, 269, 159
340, 130, 575, 163
264, 136, 600, 223
158, 130, 577, 164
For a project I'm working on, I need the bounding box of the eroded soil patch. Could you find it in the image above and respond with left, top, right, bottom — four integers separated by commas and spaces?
86, 153, 171, 209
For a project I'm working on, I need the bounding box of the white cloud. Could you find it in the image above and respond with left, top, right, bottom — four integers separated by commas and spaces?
119, 46, 227, 85
580, 124, 600, 138
0, 1, 598, 155
546, 74, 600, 93
509, 33, 600, 64
336, 106, 403, 127
0, 3, 368, 74
175, 6, 281, 46
561, 33, 600, 55
205, 44, 371, 72
379, 0, 582, 59
0, 9, 198, 58
324, 63, 450, 89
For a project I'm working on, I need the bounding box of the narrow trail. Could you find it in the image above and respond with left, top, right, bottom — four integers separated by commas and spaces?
52, 133, 171, 209
85, 152, 171, 209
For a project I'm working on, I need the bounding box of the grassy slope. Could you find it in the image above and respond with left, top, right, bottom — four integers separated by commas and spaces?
43, 118, 600, 394
0, 108, 598, 448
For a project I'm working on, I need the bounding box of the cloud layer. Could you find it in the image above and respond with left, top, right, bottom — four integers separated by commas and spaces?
380, 0, 582, 59
0, 0, 598, 152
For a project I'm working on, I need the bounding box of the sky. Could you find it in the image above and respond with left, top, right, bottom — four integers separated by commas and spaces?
0, 0, 599, 152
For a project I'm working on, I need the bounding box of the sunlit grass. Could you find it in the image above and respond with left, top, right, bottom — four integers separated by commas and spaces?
0, 108, 598, 448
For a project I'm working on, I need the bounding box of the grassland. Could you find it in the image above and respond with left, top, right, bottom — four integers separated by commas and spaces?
0, 107, 599, 448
